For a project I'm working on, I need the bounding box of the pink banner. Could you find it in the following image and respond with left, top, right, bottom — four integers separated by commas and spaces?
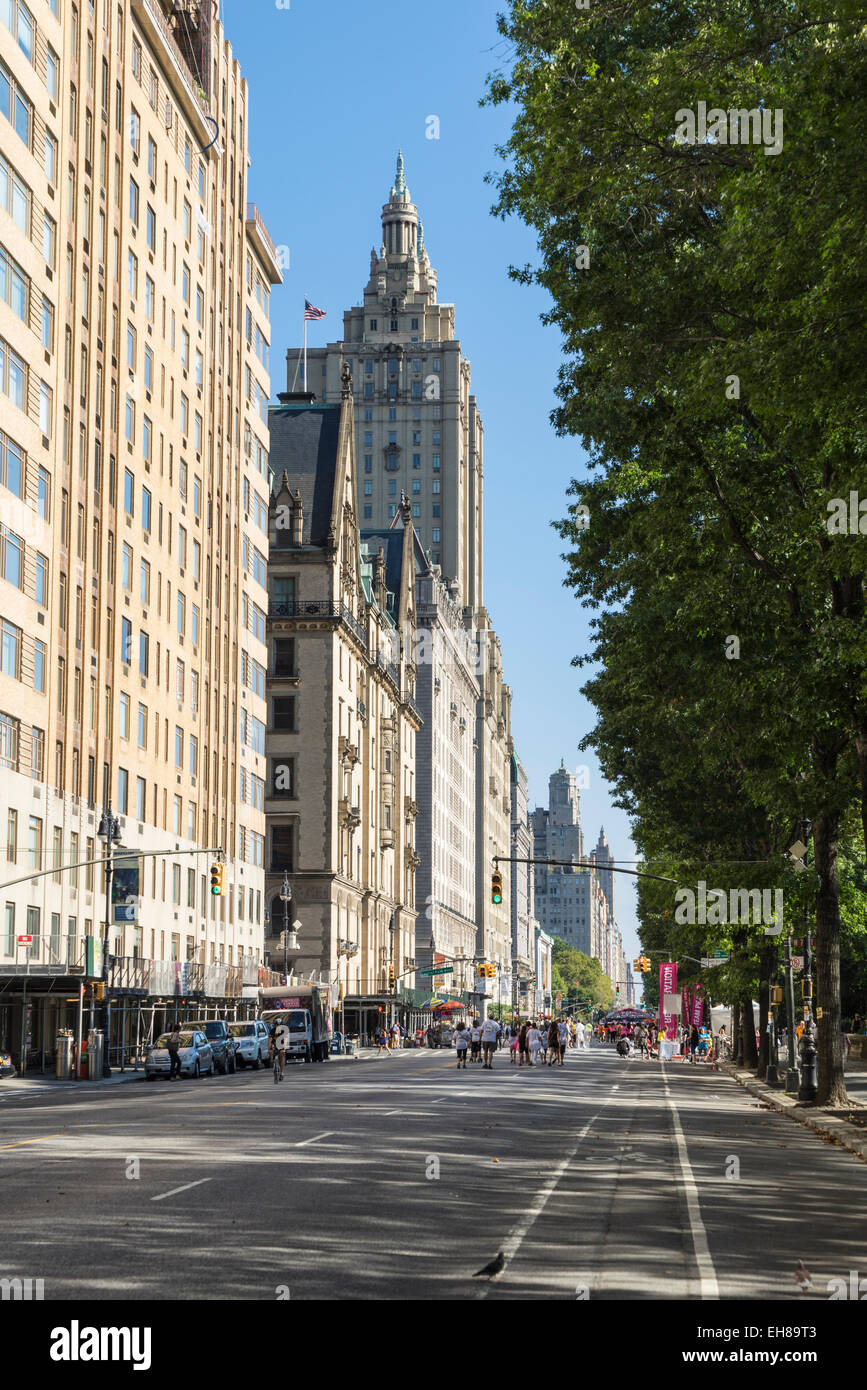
660, 961, 678, 1040
691, 983, 706, 1027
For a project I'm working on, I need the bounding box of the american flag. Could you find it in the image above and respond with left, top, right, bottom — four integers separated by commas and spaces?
304, 299, 327, 321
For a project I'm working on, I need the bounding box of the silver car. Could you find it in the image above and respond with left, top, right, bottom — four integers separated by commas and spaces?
145, 1030, 214, 1080
228, 1019, 270, 1069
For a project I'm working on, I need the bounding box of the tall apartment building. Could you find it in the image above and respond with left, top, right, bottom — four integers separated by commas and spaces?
290, 156, 516, 1015
509, 751, 536, 1000
289, 153, 483, 614
266, 376, 422, 1042
413, 566, 479, 984
533, 765, 619, 987
532, 764, 589, 953
474, 615, 512, 1002
0, 0, 280, 1069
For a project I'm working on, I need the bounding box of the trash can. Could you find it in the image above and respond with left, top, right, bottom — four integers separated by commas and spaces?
55, 1031, 74, 1081
87, 1028, 104, 1080
344, 1036, 356, 1056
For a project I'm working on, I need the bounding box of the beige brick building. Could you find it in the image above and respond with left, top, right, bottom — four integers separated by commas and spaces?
0, 0, 280, 1070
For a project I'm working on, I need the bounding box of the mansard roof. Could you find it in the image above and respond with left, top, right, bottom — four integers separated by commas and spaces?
268, 402, 342, 546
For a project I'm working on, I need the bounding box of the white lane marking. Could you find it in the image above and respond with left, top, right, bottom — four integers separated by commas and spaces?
151, 1177, 213, 1202
383, 1110, 431, 1116
661, 1068, 720, 1299
477, 1091, 619, 1299
295, 1131, 335, 1147
611, 1085, 619, 1091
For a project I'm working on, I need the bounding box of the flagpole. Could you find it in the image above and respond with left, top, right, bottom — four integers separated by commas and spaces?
303, 304, 307, 394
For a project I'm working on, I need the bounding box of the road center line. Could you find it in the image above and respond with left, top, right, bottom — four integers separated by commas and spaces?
661, 1068, 720, 1299
151, 1177, 213, 1202
0, 1133, 63, 1150
295, 1131, 335, 1147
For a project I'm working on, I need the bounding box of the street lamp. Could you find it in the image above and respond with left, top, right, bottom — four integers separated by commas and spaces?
279, 871, 292, 979
96, 805, 122, 1077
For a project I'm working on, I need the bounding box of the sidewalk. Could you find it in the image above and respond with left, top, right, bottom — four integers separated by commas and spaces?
720, 1061, 867, 1162
1, 1068, 146, 1093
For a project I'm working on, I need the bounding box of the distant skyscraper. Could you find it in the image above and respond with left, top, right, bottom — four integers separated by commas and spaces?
532, 765, 616, 974
288, 153, 484, 614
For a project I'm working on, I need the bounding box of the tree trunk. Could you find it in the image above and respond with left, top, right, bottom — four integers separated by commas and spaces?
756, 945, 772, 1079
741, 995, 758, 1068
856, 721, 867, 864
813, 809, 848, 1107
732, 999, 742, 1064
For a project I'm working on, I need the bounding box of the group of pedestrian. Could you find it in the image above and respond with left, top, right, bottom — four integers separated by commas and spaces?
454, 1016, 500, 1068
375, 1020, 403, 1056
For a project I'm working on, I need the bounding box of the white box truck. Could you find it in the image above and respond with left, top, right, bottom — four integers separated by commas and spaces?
260, 984, 332, 1063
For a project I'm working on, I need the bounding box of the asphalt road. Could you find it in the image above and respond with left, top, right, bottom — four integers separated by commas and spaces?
1, 1044, 865, 1300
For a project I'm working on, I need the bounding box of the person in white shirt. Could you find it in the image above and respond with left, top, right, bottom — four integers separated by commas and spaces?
470, 1020, 482, 1064
454, 1024, 469, 1070
526, 1022, 541, 1065
575, 1020, 586, 1049
480, 1017, 500, 1069
556, 1019, 570, 1065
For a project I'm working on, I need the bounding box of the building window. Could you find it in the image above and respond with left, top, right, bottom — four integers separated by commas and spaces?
412, 454, 421, 469
363, 504, 372, 519
363, 480, 372, 497
272, 697, 295, 732
270, 824, 294, 872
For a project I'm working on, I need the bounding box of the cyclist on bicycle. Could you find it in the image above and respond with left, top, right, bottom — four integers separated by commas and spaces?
269, 1020, 287, 1080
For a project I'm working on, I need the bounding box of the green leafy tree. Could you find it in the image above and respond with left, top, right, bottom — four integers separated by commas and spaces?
483, 0, 867, 1105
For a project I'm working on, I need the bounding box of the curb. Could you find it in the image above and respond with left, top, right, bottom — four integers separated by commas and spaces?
720, 1062, 867, 1162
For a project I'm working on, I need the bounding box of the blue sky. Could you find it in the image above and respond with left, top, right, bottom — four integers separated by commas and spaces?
223, 0, 641, 967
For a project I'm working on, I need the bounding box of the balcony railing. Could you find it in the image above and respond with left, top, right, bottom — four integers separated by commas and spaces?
107, 956, 262, 999
269, 599, 367, 649
246, 203, 278, 264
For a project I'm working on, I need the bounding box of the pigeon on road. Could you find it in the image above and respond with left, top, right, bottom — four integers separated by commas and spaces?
473, 1251, 505, 1280
795, 1260, 813, 1293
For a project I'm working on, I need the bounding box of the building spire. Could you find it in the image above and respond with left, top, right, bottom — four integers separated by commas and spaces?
418, 219, 426, 259
392, 150, 408, 200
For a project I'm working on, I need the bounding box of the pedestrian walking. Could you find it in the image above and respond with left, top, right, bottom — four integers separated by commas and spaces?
634, 1023, 648, 1060
689, 1023, 699, 1063
390, 1021, 402, 1051
556, 1018, 569, 1065
455, 1023, 469, 1069
575, 1019, 586, 1050
538, 1026, 547, 1064
518, 1020, 530, 1065
470, 1018, 482, 1064
377, 1026, 389, 1056
527, 1021, 541, 1066
509, 1028, 519, 1064
481, 1016, 499, 1068
167, 1021, 182, 1080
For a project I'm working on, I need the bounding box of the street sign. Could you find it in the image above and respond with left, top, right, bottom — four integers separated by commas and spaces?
791, 955, 804, 971
712, 950, 729, 959
418, 966, 454, 976
17, 934, 32, 946
700, 956, 728, 968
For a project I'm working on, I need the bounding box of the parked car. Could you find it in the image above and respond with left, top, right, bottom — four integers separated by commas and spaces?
228, 1019, 270, 1069
145, 1031, 214, 1080
0, 1049, 16, 1078
182, 1020, 238, 1074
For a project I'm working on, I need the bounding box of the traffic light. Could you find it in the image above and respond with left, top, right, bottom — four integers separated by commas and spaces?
616, 985, 620, 997
491, 871, 503, 905
89, 982, 105, 1000
210, 860, 224, 896
487, 963, 496, 979
388, 964, 395, 991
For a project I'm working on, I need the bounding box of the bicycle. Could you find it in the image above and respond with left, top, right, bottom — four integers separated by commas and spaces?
273, 1048, 281, 1083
